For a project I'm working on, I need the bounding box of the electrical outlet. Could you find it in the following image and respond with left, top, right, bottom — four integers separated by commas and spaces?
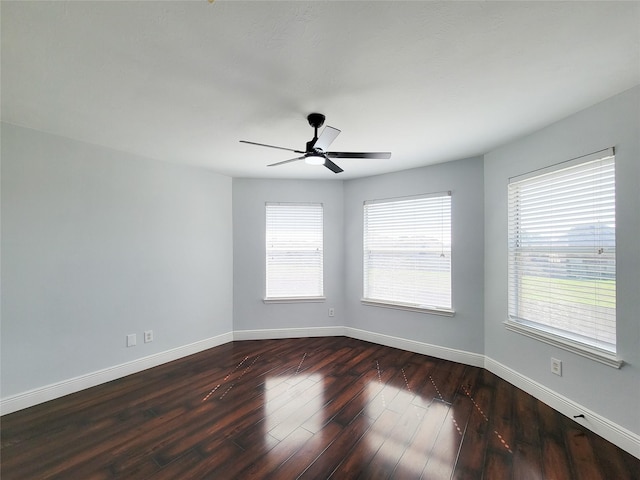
144, 330, 153, 343
551, 358, 562, 376
127, 334, 137, 347
328, 308, 335, 317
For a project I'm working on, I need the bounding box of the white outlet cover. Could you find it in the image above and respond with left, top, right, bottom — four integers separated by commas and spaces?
144, 330, 153, 343
551, 358, 562, 376
127, 334, 136, 347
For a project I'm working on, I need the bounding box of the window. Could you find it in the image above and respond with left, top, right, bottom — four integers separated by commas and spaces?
265, 203, 324, 301
363, 192, 452, 314
507, 149, 619, 365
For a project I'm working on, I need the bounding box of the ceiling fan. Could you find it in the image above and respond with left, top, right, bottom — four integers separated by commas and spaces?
239, 113, 391, 174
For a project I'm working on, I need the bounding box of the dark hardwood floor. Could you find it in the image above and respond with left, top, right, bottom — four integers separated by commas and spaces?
1, 336, 638, 479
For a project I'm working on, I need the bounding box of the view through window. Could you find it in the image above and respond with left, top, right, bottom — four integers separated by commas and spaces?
507, 150, 616, 354
363, 192, 452, 312
265, 203, 324, 299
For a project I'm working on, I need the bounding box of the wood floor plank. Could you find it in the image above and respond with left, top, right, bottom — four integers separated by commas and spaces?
590, 430, 640, 480
451, 382, 493, 479
488, 374, 516, 455
297, 413, 371, 480
392, 397, 449, 479
265, 420, 342, 479
537, 400, 573, 480
563, 425, 606, 480
2, 336, 638, 480
301, 369, 377, 433
330, 408, 400, 479
541, 435, 574, 480
483, 450, 513, 480
422, 384, 474, 479
512, 440, 544, 480
363, 399, 426, 479
231, 426, 314, 479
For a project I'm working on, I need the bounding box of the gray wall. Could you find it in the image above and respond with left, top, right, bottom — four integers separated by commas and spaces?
484, 86, 640, 435
3, 86, 638, 441
343, 157, 485, 353
1, 123, 233, 397
232, 178, 344, 331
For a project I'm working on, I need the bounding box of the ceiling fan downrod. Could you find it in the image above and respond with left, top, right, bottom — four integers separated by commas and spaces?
306, 113, 325, 151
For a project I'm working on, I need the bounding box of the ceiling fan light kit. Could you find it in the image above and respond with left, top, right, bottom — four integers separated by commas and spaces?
304, 154, 326, 166
239, 113, 391, 174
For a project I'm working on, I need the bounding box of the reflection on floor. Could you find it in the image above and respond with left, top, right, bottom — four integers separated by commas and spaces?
2, 336, 638, 479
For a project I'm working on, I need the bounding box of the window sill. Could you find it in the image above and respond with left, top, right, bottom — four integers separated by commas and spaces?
361, 299, 455, 317
263, 296, 326, 304
503, 319, 623, 369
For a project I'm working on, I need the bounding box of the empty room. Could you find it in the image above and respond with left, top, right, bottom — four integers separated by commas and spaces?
1, 1, 639, 478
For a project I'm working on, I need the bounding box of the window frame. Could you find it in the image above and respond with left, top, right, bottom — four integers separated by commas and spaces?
264, 202, 325, 303
505, 148, 622, 368
361, 192, 454, 316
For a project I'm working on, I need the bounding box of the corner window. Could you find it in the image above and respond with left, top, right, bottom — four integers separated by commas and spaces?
363, 192, 453, 314
265, 203, 324, 301
507, 149, 619, 365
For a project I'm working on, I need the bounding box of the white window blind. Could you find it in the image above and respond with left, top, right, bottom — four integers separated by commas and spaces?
363, 192, 452, 311
508, 150, 616, 353
266, 203, 323, 299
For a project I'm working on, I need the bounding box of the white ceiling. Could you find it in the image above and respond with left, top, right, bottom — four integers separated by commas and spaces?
2, 1, 639, 180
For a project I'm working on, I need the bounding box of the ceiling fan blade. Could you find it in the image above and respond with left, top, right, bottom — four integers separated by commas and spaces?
325, 151, 392, 159
313, 126, 341, 151
267, 156, 306, 167
323, 158, 344, 174
240, 140, 305, 154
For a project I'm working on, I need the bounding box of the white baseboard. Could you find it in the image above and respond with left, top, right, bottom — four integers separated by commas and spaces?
2, 328, 637, 459
0, 332, 233, 416
233, 326, 346, 341
233, 327, 485, 369
345, 327, 486, 368
485, 356, 640, 459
